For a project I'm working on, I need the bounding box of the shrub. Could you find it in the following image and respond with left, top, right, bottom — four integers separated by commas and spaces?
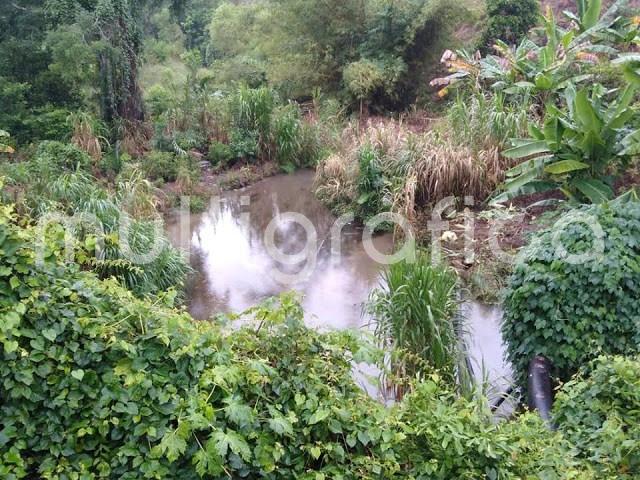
502, 202, 640, 389
0, 209, 401, 478
480, 0, 539, 50
145, 84, 174, 118
32, 140, 92, 173
229, 128, 259, 160
229, 85, 275, 143
140, 151, 179, 182
207, 141, 234, 167
21, 107, 74, 142
554, 355, 640, 479
403, 378, 585, 478
356, 144, 388, 220
270, 104, 303, 168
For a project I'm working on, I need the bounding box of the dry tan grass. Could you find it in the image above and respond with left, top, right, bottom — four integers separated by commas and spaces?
69, 113, 104, 165
121, 121, 152, 158
315, 117, 517, 221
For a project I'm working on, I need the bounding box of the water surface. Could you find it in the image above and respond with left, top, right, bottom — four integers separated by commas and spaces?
165, 170, 393, 328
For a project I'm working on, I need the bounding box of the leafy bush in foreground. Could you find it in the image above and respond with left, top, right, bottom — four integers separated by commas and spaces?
554, 356, 640, 479
502, 202, 640, 389
0, 199, 595, 479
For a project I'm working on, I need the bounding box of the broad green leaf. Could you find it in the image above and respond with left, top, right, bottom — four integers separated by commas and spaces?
42, 329, 57, 342
572, 178, 613, 204
505, 155, 550, 178
268, 416, 293, 436
582, 0, 601, 30
544, 160, 590, 175
492, 180, 556, 204
71, 369, 85, 381
308, 408, 330, 425
534, 73, 553, 90
502, 140, 550, 159
160, 431, 187, 463
574, 90, 600, 132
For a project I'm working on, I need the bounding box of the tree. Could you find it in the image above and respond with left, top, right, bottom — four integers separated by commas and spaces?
480, 0, 540, 50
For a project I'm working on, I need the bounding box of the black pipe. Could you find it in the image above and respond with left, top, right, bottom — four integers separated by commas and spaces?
527, 355, 556, 429
490, 386, 514, 413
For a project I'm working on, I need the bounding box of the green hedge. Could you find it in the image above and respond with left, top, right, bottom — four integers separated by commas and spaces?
502, 202, 640, 388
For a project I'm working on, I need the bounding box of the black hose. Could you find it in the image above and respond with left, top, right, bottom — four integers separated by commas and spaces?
527, 355, 556, 429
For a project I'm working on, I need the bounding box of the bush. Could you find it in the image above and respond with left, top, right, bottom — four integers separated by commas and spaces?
21, 107, 74, 142
145, 84, 174, 118
0, 208, 400, 478
229, 128, 259, 160
554, 356, 640, 478
140, 151, 179, 182
32, 140, 92, 173
356, 145, 387, 220
403, 379, 585, 478
480, 0, 539, 50
502, 202, 640, 389
207, 141, 234, 167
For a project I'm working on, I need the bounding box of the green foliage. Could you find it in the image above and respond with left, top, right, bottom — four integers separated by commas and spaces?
502, 202, 640, 389
0, 130, 14, 154
145, 84, 175, 117
208, 0, 469, 109
33, 140, 92, 173
554, 355, 640, 479
497, 83, 640, 203
207, 141, 233, 167
0, 193, 620, 480
403, 379, 584, 478
229, 85, 275, 147
4, 144, 189, 297
343, 57, 406, 111
368, 252, 468, 393
0, 196, 611, 479
447, 90, 529, 150
140, 151, 179, 182
270, 104, 318, 169
480, 0, 540, 49
356, 145, 388, 220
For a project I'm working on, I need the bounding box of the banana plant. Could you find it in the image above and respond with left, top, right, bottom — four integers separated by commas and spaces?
433, 2, 626, 102
493, 82, 640, 204
564, 0, 603, 32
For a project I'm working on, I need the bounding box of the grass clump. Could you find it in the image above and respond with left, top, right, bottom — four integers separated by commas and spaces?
367, 251, 470, 396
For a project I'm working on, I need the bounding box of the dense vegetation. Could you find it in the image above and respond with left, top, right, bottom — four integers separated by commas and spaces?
502, 201, 640, 387
0, 200, 636, 478
2, 0, 640, 477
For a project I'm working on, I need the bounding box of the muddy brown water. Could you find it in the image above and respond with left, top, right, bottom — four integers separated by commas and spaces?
165, 170, 512, 399
165, 170, 394, 328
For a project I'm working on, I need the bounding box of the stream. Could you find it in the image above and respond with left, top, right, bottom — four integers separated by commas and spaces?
165, 170, 513, 400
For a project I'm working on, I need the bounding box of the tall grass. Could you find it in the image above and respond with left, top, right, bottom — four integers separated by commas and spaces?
17, 153, 189, 297
367, 252, 471, 398
446, 91, 529, 150
67, 111, 108, 165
